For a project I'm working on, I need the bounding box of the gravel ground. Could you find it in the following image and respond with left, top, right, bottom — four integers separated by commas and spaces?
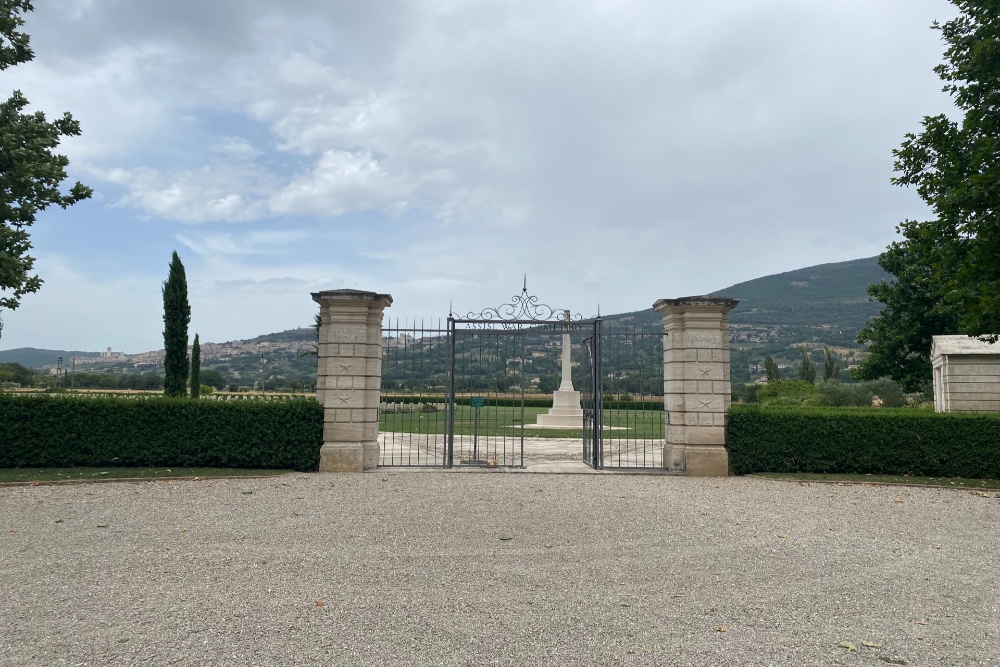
1, 473, 998, 666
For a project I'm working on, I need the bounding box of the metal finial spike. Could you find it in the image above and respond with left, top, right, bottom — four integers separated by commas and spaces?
597, 303, 601, 317
449, 301, 453, 317
523, 274, 527, 292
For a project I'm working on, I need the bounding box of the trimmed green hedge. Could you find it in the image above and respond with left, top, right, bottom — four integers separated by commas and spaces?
0, 395, 322, 471
728, 405, 1000, 478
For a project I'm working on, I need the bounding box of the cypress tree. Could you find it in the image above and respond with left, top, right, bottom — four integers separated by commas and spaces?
797, 346, 816, 385
190, 333, 201, 399
823, 346, 840, 382
763, 355, 781, 382
162, 251, 190, 397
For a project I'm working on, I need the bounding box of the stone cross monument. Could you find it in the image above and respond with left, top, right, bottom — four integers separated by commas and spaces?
536, 309, 585, 427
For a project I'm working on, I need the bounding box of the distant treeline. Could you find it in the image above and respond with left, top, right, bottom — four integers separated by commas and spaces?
61, 372, 165, 390
0, 363, 168, 390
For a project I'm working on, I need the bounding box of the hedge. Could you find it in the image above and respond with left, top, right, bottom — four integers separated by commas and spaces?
0, 394, 323, 471
728, 405, 1000, 478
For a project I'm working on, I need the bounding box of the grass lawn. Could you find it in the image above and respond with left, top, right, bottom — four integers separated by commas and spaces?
754, 471, 1000, 490
0, 467, 292, 484
379, 405, 665, 439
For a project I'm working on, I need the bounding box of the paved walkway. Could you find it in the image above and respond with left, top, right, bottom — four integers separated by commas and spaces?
379, 433, 665, 470
2, 472, 997, 666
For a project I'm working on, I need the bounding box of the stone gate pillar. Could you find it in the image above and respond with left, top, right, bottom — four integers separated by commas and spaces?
311, 289, 392, 472
653, 296, 739, 476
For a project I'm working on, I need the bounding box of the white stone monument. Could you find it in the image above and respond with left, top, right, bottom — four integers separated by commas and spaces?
536, 310, 585, 428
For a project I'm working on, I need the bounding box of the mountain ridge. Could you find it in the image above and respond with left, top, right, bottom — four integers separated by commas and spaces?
1, 257, 889, 370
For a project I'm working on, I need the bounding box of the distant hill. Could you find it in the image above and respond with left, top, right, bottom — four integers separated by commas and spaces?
2, 257, 891, 382
248, 327, 315, 344
709, 256, 888, 330
0, 348, 102, 369
605, 257, 887, 343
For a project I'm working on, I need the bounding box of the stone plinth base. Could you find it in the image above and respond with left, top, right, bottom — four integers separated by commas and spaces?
534, 414, 583, 428
537, 389, 583, 427
319, 442, 380, 473
665, 444, 731, 476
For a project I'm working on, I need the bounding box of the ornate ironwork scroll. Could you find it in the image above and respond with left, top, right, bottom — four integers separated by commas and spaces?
452, 278, 585, 329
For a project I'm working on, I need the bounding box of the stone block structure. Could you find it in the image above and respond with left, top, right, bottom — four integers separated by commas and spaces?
931, 335, 1000, 412
653, 296, 739, 476
312, 289, 392, 472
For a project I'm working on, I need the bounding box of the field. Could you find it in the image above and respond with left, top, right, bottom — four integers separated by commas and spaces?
379, 404, 665, 439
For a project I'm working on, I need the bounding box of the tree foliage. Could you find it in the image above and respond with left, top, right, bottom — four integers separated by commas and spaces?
162, 251, 190, 398
198, 368, 229, 391
797, 346, 816, 385
893, 2, 1000, 338
763, 355, 781, 382
190, 333, 201, 399
856, 230, 961, 391
0, 0, 92, 337
860, 1, 1000, 388
822, 346, 840, 382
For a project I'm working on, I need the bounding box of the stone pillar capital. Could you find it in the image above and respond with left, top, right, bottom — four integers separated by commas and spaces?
312, 289, 393, 308
653, 296, 739, 316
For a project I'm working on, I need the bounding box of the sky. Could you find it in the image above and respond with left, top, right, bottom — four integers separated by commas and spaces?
1, 0, 960, 353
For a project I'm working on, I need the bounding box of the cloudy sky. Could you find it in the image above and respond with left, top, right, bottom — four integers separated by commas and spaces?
2, 0, 958, 353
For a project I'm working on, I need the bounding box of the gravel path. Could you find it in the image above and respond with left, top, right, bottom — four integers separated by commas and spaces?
1, 473, 998, 666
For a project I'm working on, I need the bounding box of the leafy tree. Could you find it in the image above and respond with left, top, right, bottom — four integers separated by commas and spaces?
797, 346, 816, 384
863, 0, 1000, 378
190, 333, 201, 399
860, 2, 1000, 389
162, 251, 190, 397
0, 0, 92, 339
763, 355, 781, 382
823, 346, 840, 382
536, 375, 557, 395
0, 361, 34, 386
856, 226, 962, 392
199, 368, 229, 390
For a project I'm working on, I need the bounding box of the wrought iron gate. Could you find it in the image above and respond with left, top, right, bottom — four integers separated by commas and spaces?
446, 286, 600, 468
379, 286, 665, 470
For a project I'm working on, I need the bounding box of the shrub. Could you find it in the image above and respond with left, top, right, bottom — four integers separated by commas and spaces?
813, 377, 907, 408
731, 383, 763, 404
863, 377, 906, 408
727, 404, 1000, 478
813, 380, 871, 407
0, 394, 322, 471
756, 380, 815, 406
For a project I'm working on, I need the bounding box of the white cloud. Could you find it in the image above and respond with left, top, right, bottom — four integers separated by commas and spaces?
268, 149, 410, 217
176, 230, 315, 256
100, 165, 273, 223
0, 0, 961, 350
